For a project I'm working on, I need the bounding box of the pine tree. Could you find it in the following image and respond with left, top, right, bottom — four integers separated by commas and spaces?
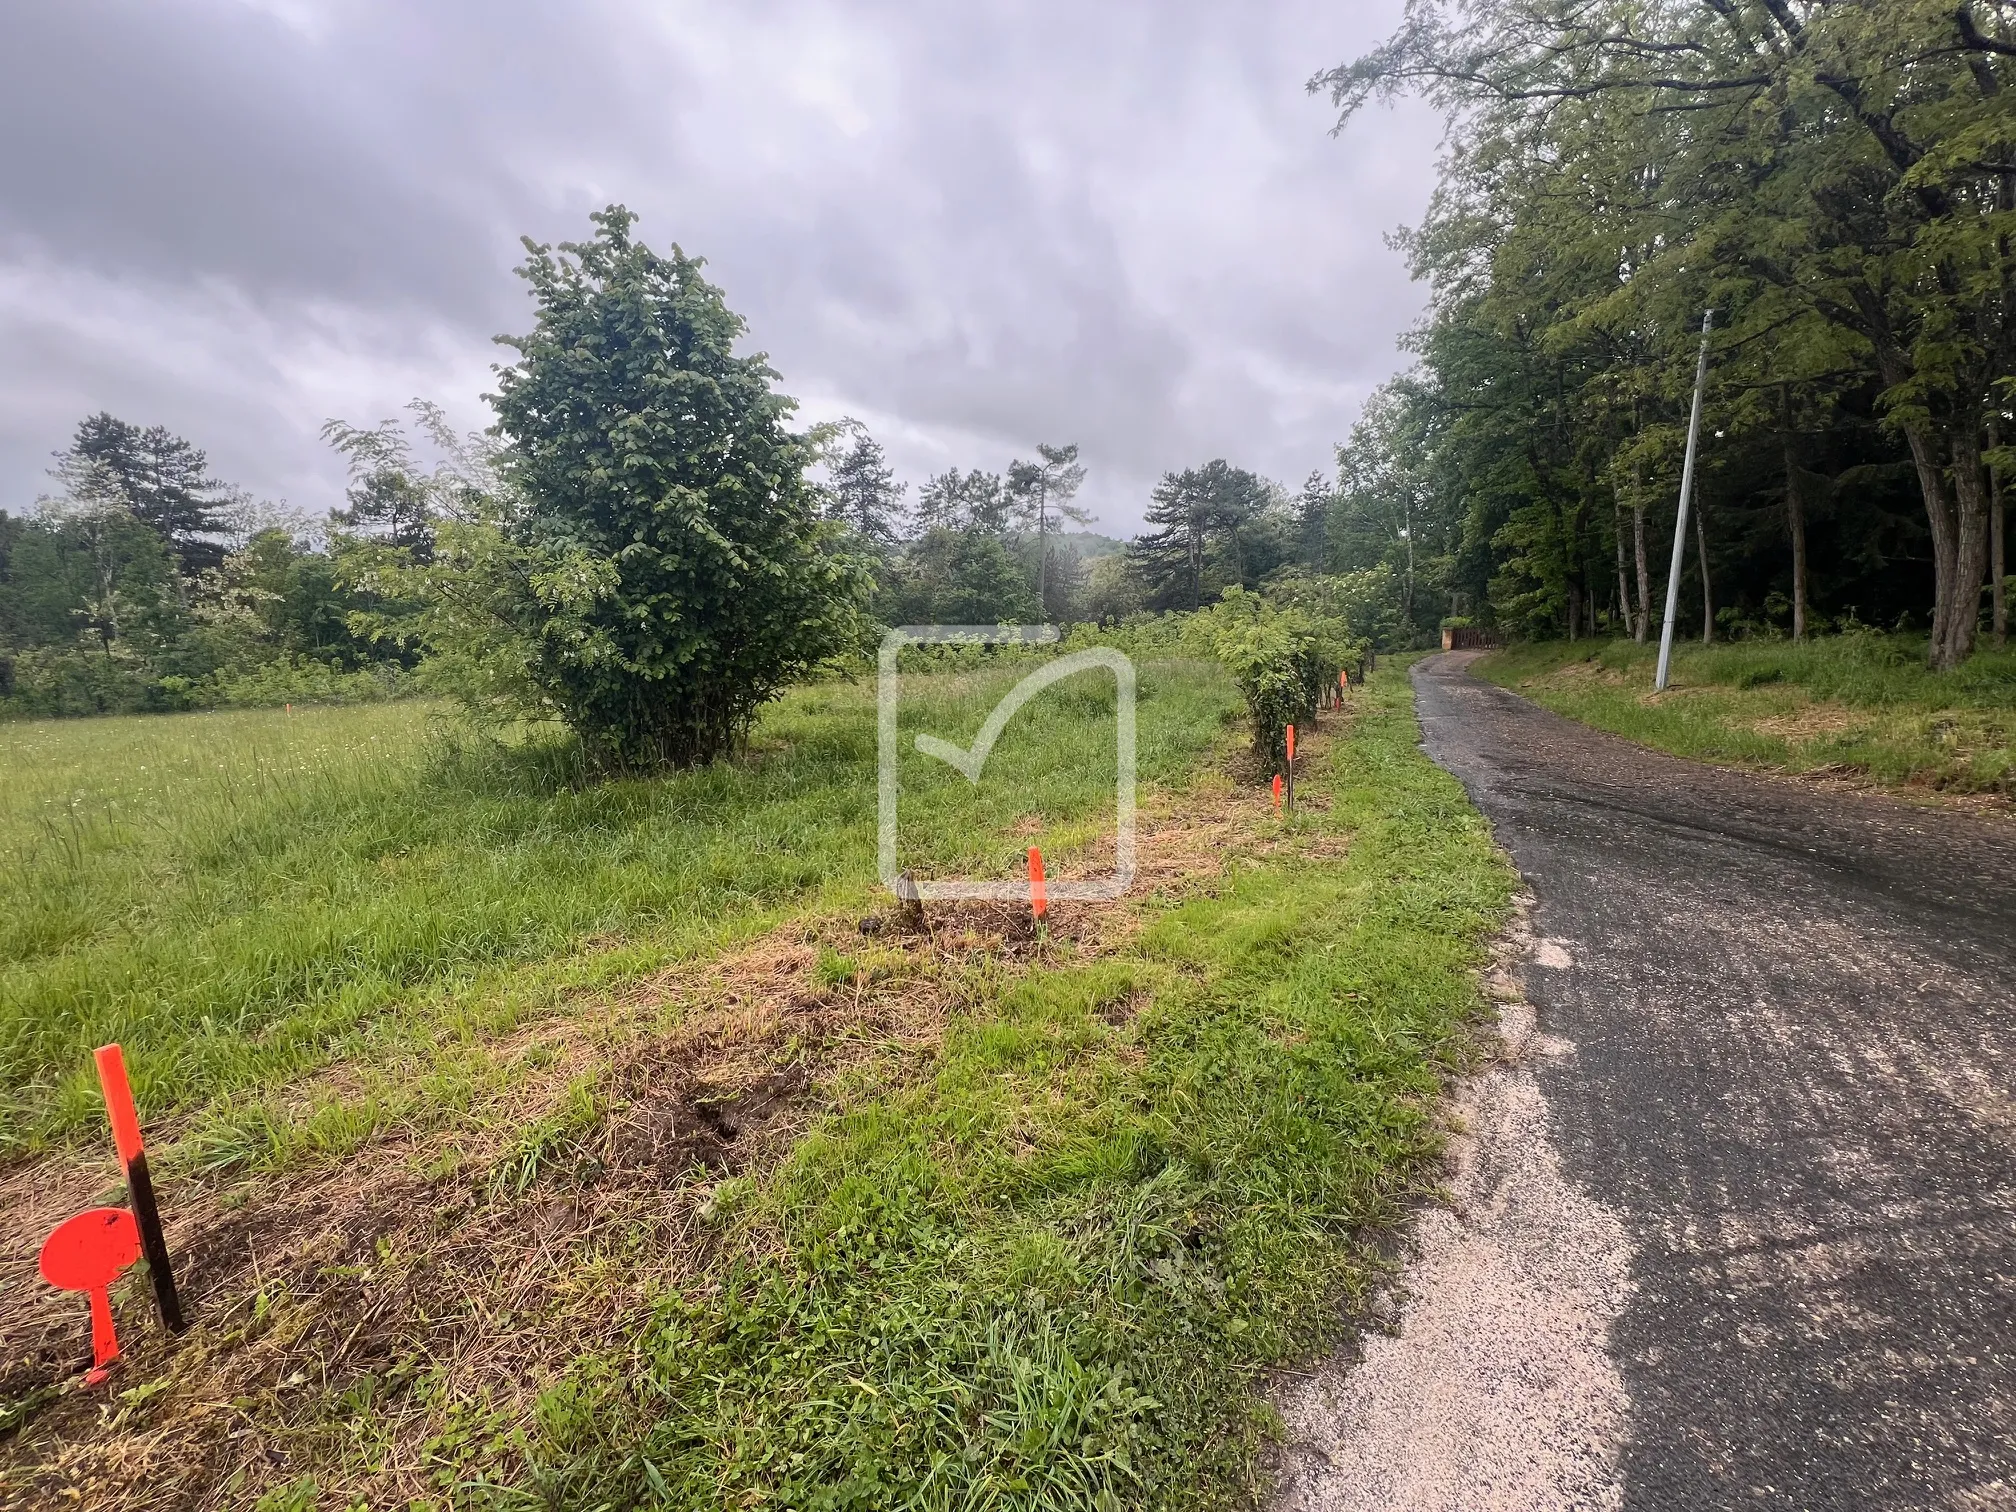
1006, 443, 1089, 612
915, 469, 1012, 535
825, 420, 907, 547
62, 414, 230, 574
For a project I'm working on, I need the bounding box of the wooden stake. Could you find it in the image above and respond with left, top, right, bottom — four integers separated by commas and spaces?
1285, 725, 1296, 815
1027, 846, 1048, 926
93, 1046, 184, 1334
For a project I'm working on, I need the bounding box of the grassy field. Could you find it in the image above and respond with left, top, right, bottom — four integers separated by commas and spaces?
2, 658, 1515, 1511
0, 663, 1223, 1157
1476, 634, 2016, 798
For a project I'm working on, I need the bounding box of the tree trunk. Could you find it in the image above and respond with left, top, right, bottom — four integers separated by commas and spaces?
1567, 579, 1582, 642
1899, 420, 1963, 668
1992, 416, 2007, 650
1614, 490, 1634, 640
1780, 387, 1807, 643
1696, 504, 1714, 645
1947, 423, 1991, 667
1632, 464, 1651, 644
1037, 489, 1048, 615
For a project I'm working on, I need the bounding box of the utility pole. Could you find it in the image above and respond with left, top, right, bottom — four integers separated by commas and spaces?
1656, 310, 1715, 693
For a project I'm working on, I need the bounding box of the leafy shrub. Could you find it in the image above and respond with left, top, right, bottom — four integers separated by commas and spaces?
1200, 588, 1364, 765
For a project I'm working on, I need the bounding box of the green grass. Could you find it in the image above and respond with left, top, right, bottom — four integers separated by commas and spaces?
1477, 634, 2016, 795
4, 658, 1518, 1511
0, 660, 1235, 1156
496, 664, 1516, 1511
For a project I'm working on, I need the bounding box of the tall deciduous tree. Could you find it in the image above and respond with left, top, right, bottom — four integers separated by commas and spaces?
488, 206, 869, 769
1320, 0, 2016, 668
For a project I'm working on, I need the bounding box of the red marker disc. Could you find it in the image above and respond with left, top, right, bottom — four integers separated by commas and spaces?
41, 1207, 141, 1380
40, 1208, 139, 1291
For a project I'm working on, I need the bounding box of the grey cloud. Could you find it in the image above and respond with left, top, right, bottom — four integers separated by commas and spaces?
0, 0, 1438, 532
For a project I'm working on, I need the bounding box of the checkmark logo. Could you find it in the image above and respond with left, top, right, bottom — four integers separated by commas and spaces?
878, 627, 1137, 903
912, 650, 1122, 785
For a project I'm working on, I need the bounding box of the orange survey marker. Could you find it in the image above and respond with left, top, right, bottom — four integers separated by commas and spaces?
40, 1208, 141, 1385
1027, 846, 1048, 923
93, 1046, 185, 1334
1271, 773, 1283, 810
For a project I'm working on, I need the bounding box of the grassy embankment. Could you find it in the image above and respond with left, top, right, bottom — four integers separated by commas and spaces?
2, 656, 1513, 1511
1477, 634, 2016, 799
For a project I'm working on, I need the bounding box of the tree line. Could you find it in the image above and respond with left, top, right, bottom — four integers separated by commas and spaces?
1312, 0, 2016, 670
0, 200, 1514, 760
0, 214, 1427, 743
0, 414, 409, 717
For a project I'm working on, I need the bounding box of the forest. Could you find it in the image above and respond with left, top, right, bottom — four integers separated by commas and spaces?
1315, 0, 2016, 670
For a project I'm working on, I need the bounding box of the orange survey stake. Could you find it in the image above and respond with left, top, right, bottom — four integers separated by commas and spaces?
92, 1045, 185, 1333
93, 1045, 145, 1165
1027, 846, 1048, 922
1286, 724, 1296, 762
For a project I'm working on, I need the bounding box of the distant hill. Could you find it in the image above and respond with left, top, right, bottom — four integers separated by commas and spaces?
1051, 532, 1129, 560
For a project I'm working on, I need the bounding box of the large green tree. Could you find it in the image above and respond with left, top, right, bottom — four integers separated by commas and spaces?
487, 206, 869, 769
823, 419, 908, 548
62, 413, 232, 575
1130, 460, 1285, 610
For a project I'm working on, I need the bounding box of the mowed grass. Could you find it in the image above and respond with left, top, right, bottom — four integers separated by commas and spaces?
0, 660, 1235, 1156
2, 658, 1518, 1511
493, 664, 1516, 1511
1478, 635, 2016, 795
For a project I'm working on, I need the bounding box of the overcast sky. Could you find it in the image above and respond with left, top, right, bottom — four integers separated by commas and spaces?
0, 0, 1440, 535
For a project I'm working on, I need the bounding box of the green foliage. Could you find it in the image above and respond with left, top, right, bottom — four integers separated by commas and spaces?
0, 415, 399, 720
1319, 0, 2016, 667
1197, 587, 1365, 764
821, 418, 909, 549
1130, 460, 1296, 612
480, 205, 872, 769
64, 411, 233, 576
879, 525, 1042, 626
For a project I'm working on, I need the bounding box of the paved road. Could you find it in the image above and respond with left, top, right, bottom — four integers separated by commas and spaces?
1403, 652, 2016, 1510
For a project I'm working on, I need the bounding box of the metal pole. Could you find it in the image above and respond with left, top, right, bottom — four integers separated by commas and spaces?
1656, 310, 1715, 692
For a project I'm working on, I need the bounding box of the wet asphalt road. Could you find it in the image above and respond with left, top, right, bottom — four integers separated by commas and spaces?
1412, 652, 2016, 1512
